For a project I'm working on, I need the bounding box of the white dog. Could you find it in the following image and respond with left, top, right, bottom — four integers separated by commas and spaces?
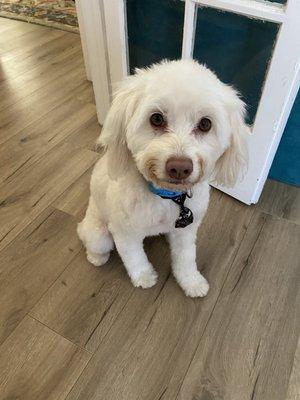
78, 59, 249, 297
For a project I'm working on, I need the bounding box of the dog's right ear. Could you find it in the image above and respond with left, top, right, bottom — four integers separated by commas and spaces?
97, 77, 141, 180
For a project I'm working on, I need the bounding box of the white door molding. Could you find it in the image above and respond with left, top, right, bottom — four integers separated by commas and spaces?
102, 0, 129, 87
192, 0, 286, 23
75, 0, 92, 80
76, 0, 111, 125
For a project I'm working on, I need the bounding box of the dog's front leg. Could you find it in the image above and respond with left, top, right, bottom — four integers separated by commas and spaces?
168, 225, 209, 298
113, 233, 158, 289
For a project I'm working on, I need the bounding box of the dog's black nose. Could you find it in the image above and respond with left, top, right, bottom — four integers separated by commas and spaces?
166, 157, 193, 180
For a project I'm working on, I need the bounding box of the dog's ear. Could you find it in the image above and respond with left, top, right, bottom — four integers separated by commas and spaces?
214, 93, 250, 187
97, 76, 141, 180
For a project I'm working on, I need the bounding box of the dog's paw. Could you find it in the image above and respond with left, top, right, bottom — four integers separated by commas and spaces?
132, 269, 158, 289
181, 272, 209, 298
87, 251, 110, 267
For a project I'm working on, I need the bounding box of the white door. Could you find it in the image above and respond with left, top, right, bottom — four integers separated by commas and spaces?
77, 0, 300, 205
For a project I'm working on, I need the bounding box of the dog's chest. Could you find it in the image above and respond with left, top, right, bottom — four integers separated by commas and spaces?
108, 181, 209, 235
132, 198, 178, 234
130, 193, 202, 235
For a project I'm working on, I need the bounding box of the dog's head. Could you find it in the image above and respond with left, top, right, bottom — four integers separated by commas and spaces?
98, 59, 249, 190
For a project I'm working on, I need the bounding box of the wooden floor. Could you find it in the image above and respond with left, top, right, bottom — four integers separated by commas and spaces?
0, 18, 299, 400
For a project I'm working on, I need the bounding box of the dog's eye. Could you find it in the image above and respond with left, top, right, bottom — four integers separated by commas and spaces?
197, 117, 211, 133
150, 113, 166, 128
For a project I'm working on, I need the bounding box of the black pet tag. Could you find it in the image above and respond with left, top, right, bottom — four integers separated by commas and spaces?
172, 193, 194, 228
175, 205, 194, 228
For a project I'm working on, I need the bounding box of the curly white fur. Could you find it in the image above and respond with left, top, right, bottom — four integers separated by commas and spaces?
78, 60, 249, 297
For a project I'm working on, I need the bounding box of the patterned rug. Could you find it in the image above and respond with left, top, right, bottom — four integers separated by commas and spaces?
0, 0, 78, 32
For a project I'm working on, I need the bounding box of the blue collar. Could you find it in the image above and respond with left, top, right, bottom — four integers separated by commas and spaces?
148, 182, 184, 199
148, 181, 194, 228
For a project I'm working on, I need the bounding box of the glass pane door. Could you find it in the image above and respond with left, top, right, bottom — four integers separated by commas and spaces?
193, 7, 279, 124
126, 0, 184, 72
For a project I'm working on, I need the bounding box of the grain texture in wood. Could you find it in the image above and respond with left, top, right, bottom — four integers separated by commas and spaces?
286, 338, 300, 400
0, 316, 91, 400
54, 167, 94, 220
0, 66, 87, 144
0, 208, 82, 345
0, 86, 96, 183
31, 237, 167, 353
258, 179, 300, 224
0, 142, 98, 250
1, 31, 79, 77
0, 44, 82, 111
0, 17, 43, 44
63, 116, 101, 151
0, 24, 63, 55
176, 213, 300, 400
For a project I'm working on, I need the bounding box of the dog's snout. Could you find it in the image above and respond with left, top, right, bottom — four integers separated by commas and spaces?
166, 157, 193, 180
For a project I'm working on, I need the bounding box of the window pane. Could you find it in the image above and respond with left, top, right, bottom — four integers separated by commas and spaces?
126, 0, 184, 74
193, 7, 279, 123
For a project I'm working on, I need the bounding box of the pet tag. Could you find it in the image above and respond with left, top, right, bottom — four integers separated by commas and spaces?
171, 193, 194, 228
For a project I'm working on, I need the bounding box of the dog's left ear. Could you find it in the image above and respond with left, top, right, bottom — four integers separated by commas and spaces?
97, 76, 142, 180
214, 92, 250, 187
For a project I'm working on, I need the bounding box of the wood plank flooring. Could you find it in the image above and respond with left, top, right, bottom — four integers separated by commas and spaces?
0, 18, 299, 400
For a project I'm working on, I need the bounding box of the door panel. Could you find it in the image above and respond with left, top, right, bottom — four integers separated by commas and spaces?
194, 7, 279, 123
126, 0, 184, 73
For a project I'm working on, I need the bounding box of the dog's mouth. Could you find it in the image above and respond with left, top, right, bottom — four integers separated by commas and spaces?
148, 172, 195, 191
168, 179, 188, 185
165, 178, 193, 188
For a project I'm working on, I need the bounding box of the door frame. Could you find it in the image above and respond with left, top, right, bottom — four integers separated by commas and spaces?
75, 0, 111, 124
77, 0, 300, 204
